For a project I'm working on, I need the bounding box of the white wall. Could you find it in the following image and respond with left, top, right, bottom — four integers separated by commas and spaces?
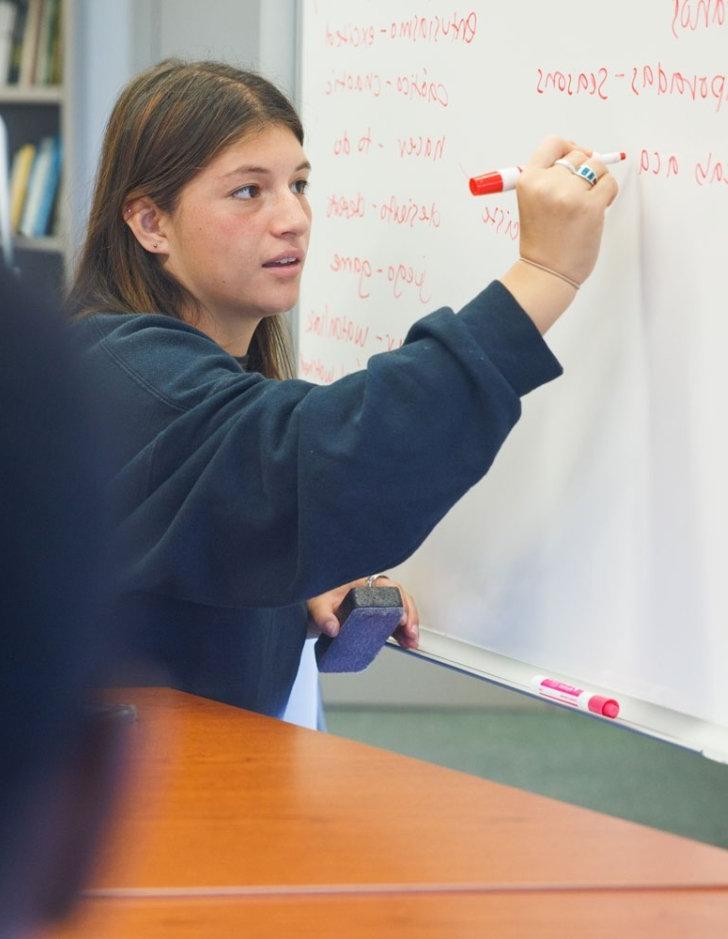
67, 0, 138, 261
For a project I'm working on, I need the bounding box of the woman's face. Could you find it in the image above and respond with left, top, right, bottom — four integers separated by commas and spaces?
160, 123, 311, 340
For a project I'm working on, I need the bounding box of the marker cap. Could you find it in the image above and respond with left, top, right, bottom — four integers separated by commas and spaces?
587, 695, 620, 719
469, 172, 504, 196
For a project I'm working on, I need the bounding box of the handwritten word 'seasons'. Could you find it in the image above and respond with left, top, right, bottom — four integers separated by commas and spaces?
324, 68, 449, 108
536, 63, 728, 112
672, 0, 727, 37
324, 12, 478, 48
329, 252, 431, 304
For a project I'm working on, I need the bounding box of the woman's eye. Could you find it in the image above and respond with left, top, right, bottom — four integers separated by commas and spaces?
292, 178, 309, 195
233, 184, 259, 200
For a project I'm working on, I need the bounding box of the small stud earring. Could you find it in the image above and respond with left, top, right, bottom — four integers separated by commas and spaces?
152, 242, 159, 249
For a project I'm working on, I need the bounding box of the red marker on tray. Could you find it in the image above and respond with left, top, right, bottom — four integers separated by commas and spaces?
531, 675, 620, 719
469, 151, 627, 195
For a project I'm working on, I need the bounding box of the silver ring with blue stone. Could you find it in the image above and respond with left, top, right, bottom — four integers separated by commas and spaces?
575, 163, 598, 187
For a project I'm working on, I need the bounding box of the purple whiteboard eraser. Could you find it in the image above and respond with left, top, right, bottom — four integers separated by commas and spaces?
314, 586, 404, 673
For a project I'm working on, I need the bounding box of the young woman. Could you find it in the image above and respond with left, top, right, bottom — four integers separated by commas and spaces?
69, 60, 618, 717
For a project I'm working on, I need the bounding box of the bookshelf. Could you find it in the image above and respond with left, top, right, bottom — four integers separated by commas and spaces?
0, 0, 70, 300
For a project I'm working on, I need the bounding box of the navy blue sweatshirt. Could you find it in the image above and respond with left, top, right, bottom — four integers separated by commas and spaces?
73, 281, 562, 715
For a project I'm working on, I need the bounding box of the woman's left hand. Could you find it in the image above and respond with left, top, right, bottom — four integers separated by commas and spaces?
306, 576, 420, 650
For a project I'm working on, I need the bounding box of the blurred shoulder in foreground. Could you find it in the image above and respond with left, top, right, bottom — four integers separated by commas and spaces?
0, 267, 129, 938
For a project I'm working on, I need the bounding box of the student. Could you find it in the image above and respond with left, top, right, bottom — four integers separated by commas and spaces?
69, 59, 618, 718
0, 267, 127, 938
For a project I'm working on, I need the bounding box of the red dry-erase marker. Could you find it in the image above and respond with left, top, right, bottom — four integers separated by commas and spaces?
469, 151, 627, 196
531, 675, 620, 719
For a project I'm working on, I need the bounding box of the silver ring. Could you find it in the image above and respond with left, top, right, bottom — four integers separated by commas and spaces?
575, 163, 598, 187
366, 574, 384, 587
554, 158, 578, 175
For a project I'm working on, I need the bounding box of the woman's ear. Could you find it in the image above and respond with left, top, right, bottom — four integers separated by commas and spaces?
123, 197, 169, 254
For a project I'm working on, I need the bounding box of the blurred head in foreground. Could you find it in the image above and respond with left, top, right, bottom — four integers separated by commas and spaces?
0, 267, 126, 938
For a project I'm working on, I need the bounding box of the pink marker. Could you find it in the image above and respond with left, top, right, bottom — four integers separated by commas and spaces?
469, 151, 627, 196
531, 675, 620, 719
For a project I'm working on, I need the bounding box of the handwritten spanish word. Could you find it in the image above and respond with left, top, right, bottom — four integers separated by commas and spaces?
332, 129, 446, 162
324, 67, 449, 108
374, 195, 441, 229
631, 63, 728, 112
536, 63, 728, 112
326, 193, 441, 229
481, 203, 519, 241
323, 11, 478, 48
329, 252, 432, 304
304, 305, 370, 348
397, 134, 446, 161
672, 0, 727, 37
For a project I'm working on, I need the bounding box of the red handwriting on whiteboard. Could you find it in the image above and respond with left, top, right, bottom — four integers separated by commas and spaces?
324, 12, 479, 47
333, 130, 351, 156
672, 0, 727, 37
304, 305, 370, 347
536, 67, 609, 100
396, 68, 449, 108
330, 253, 373, 299
332, 128, 377, 157
329, 253, 431, 304
639, 150, 680, 178
324, 68, 448, 108
481, 203, 519, 241
325, 70, 383, 98
326, 193, 366, 220
374, 194, 441, 229
298, 355, 344, 385
324, 21, 375, 48
387, 262, 431, 304
695, 152, 728, 187
383, 11, 478, 44
397, 134, 446, 161
630, 64, 728, 112
535, 63, 728, 112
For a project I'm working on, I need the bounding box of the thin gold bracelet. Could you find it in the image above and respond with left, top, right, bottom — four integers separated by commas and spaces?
518, 256, 580, 291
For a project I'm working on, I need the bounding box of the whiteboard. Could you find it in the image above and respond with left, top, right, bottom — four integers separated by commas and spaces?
297, 0, 728, 759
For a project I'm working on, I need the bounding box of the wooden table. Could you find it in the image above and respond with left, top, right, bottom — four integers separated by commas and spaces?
50, 689, 728, 936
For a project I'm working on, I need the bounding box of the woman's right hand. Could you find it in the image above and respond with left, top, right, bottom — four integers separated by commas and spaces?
499, 135, 620, 334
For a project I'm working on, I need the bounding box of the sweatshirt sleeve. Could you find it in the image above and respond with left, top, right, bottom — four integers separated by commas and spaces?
92, 281, 562, 607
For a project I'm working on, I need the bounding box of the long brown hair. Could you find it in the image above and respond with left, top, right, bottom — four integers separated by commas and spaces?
67, 59, 303, 379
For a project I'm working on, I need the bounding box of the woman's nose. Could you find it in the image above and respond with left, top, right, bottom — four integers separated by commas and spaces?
271, 189, 310, 237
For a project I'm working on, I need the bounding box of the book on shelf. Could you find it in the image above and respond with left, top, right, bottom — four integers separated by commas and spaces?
0, 1, 17, 84
35, 0, 60, 85
1, 0, 62, 87
18, 0, 42, 86
7, 0, 25, 84
18, 134, 60, 238
8, 138, 34, 230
